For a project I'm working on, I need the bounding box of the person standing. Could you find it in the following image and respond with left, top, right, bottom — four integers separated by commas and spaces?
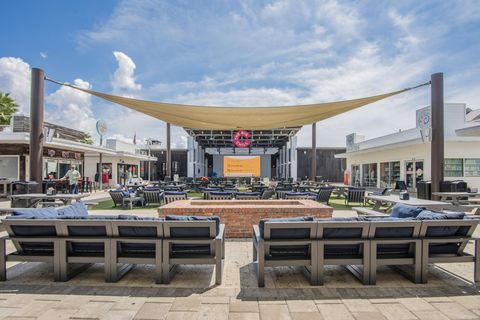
62, 165, 81, 194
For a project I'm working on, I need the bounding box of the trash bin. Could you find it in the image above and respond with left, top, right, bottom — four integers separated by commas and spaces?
417, 180, 431, 200
11, 181, 39, 208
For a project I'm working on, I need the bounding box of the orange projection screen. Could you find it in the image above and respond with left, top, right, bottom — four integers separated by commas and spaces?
223, 156, 261, 177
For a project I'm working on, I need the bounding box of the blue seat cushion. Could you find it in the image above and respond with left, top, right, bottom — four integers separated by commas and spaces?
236, 192, 260, 197
56, 201, 89, 218
19, 242, 55, 255
389, 203, 425, 218
259, 217, 314, 239
9, 208, 59, 219
285, 192, 309, 196
209, 191, 233, 196
324, 244, 363, 257
429, 243, 461, 254
144, 187, 160, 191
70, 243, 105, 256
416, 210, 466, 236
117, 215, 163, 237
317, 217, 369, 238
166, 215, 220, 237
164, 191, 187, 196
119, 243, 156, 257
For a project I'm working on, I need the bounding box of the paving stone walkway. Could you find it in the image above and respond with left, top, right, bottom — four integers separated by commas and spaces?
0, 238, 479, 319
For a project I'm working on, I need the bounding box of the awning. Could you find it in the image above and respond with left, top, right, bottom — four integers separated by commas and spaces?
47, 78, 429, 130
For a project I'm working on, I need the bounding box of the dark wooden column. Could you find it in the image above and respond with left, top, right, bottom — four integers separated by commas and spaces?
310, 123, 317, 181
29, 68, 44, 191
166, 123, 172, 179
431, 72, 444, 198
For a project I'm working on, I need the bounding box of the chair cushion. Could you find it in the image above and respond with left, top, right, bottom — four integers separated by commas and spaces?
56, 201, 89, 218
259, 216, 314, 239
317, 217, 369, 238
416, 210, 466, 236
324, 244, 362, 257
389, 203, 425, 218
144, 187, 160, 191
166, 215, 220, 237
9, 208, 58, 219
236, 192, 260, 197
269, 245, 310, 257
117, 215, 163, 237
119, 243, 156, 256
164, 191, 187, 196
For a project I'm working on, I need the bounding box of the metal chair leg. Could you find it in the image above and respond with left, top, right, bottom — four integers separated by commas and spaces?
317, 243, 324, 285
155, 240, 162, 284
413, 241, 422, 284
369, 242, 377, 285
257, 242, 265, 287
475, 239, 480, 284
162, 241, 171, 284
0, 237, 6, 281
421, 240, 430, 284
215, 239, 222, 285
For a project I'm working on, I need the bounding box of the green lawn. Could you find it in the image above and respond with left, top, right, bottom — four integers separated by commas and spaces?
90, 192, 362, 211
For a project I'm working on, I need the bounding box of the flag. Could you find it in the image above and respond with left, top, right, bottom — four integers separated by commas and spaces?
133, 132, 136, 145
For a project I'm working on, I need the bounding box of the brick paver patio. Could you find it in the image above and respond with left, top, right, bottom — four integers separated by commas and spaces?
1, 234, 479, 319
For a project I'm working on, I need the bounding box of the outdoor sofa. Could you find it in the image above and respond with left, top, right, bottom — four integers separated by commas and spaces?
253, 203, 479, 286
0, 202, 225, 284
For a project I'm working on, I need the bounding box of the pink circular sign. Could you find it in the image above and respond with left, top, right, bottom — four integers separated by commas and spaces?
233, 130, 251, 148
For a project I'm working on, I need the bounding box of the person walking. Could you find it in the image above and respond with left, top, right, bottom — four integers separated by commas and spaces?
61, 165, 81, 194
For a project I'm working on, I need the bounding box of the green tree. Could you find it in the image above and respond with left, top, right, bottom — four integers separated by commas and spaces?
0, 92, 18, 130
83, 133, 94, 145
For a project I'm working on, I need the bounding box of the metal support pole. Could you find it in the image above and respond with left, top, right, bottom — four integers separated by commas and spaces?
166, 123, 172, 180
311, 123, 317, 181
29, 68, 44, 191
431, 73, 444, 198
99, 135, 103, 191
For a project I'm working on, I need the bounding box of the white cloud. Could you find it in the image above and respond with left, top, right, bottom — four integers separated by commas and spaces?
40, 52, 48, 59
111, 51, 141, 92
0, 57, 31, 114
46, 79, 97, 135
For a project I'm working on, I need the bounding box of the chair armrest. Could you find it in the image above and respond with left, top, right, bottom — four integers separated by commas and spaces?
253, 225, 262, 243
216, 224, 226, 240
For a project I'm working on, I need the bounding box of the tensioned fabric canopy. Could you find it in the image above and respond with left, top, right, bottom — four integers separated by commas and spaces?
47, 79, 429, 130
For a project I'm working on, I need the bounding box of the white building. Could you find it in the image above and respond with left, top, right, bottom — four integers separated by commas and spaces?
336, 103, 480, 190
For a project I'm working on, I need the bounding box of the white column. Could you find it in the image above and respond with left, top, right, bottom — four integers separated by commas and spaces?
290, 136, 298, 181
187, 137, 195, 178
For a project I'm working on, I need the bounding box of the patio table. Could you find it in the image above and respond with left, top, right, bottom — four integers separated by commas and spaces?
431, 192, 480, 206
8, 193, 89, 208
365, 194, 449, 212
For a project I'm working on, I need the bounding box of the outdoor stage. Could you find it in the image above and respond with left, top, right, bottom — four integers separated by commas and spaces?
158, 199, 333, 237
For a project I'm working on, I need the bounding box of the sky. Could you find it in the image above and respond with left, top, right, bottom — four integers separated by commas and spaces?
0, 0, 479, 149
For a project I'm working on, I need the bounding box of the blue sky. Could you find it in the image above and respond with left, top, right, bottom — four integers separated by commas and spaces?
1, 0, 479, 148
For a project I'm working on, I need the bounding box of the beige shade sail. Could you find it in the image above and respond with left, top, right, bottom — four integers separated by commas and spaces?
47, 79, 429, 130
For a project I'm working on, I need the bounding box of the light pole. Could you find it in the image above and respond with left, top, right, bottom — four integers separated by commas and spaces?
147, 138, 152, 182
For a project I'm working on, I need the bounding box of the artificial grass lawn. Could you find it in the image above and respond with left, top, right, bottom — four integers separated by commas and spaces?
90, 191, 362, 211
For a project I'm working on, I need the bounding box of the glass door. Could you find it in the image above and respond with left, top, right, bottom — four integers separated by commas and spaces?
405, 160, 424, 190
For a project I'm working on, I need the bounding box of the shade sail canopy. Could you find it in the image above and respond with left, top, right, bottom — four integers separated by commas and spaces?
48, 79, 429, 130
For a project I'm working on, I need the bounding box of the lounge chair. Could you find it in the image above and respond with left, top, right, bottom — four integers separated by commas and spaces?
252, 217, 318, 286
261, 189, 275, 199
164, 191, 188, 204
109, 190, 144, 209
345, 188, 366, 206
209, 192, 233, 200
162, 215, 225, 285
417, 211, 479, 283
275, 187, 293, 199
368, 219, 422, 284
317, 218, 371, 285
315, 187, 334, 205
143, 188, 163, 206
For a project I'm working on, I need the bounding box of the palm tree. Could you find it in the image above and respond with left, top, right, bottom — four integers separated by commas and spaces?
0, 92, 18, 130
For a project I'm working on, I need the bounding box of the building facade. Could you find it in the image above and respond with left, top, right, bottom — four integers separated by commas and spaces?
337, 103, 480, 190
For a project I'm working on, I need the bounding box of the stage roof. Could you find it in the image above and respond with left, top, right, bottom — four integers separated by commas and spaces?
184, 128, 301, 149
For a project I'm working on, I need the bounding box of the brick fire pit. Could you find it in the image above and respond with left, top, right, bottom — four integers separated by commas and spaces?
158, 199, 333, 238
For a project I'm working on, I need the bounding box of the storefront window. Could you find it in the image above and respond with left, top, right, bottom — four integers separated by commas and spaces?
117, 164, 139, 184
44, 160, 58, 179
380, 161, 401, 187
362, 163, 377, 187
0, 156, 19, 180
464, 159, 480, 177
444, 159, 463, 177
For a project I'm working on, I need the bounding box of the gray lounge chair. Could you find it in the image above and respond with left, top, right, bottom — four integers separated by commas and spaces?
368, 220, 422, 284
419, 219, 479, 283
164, 192, 188, 204
317, 219, 371, 285
162, 217, 225, 285
284, 192, 314, 200
261, 189, 275, 199
252, 217, 318, 287
315, 187, 334, 205
143, 189, 163, 206
209, 192, 233, 200
345, 188, 366, 206
109, 191, 144, 209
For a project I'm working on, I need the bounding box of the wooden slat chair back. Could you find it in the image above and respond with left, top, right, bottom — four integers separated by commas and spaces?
109, 191, 126, 207
317, 187, 334, 205
209, 192, 233, 200
236, 192, 261, 200
164, 193, 187, 204
345, 188, 366, 206
143, 189, 163, 205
